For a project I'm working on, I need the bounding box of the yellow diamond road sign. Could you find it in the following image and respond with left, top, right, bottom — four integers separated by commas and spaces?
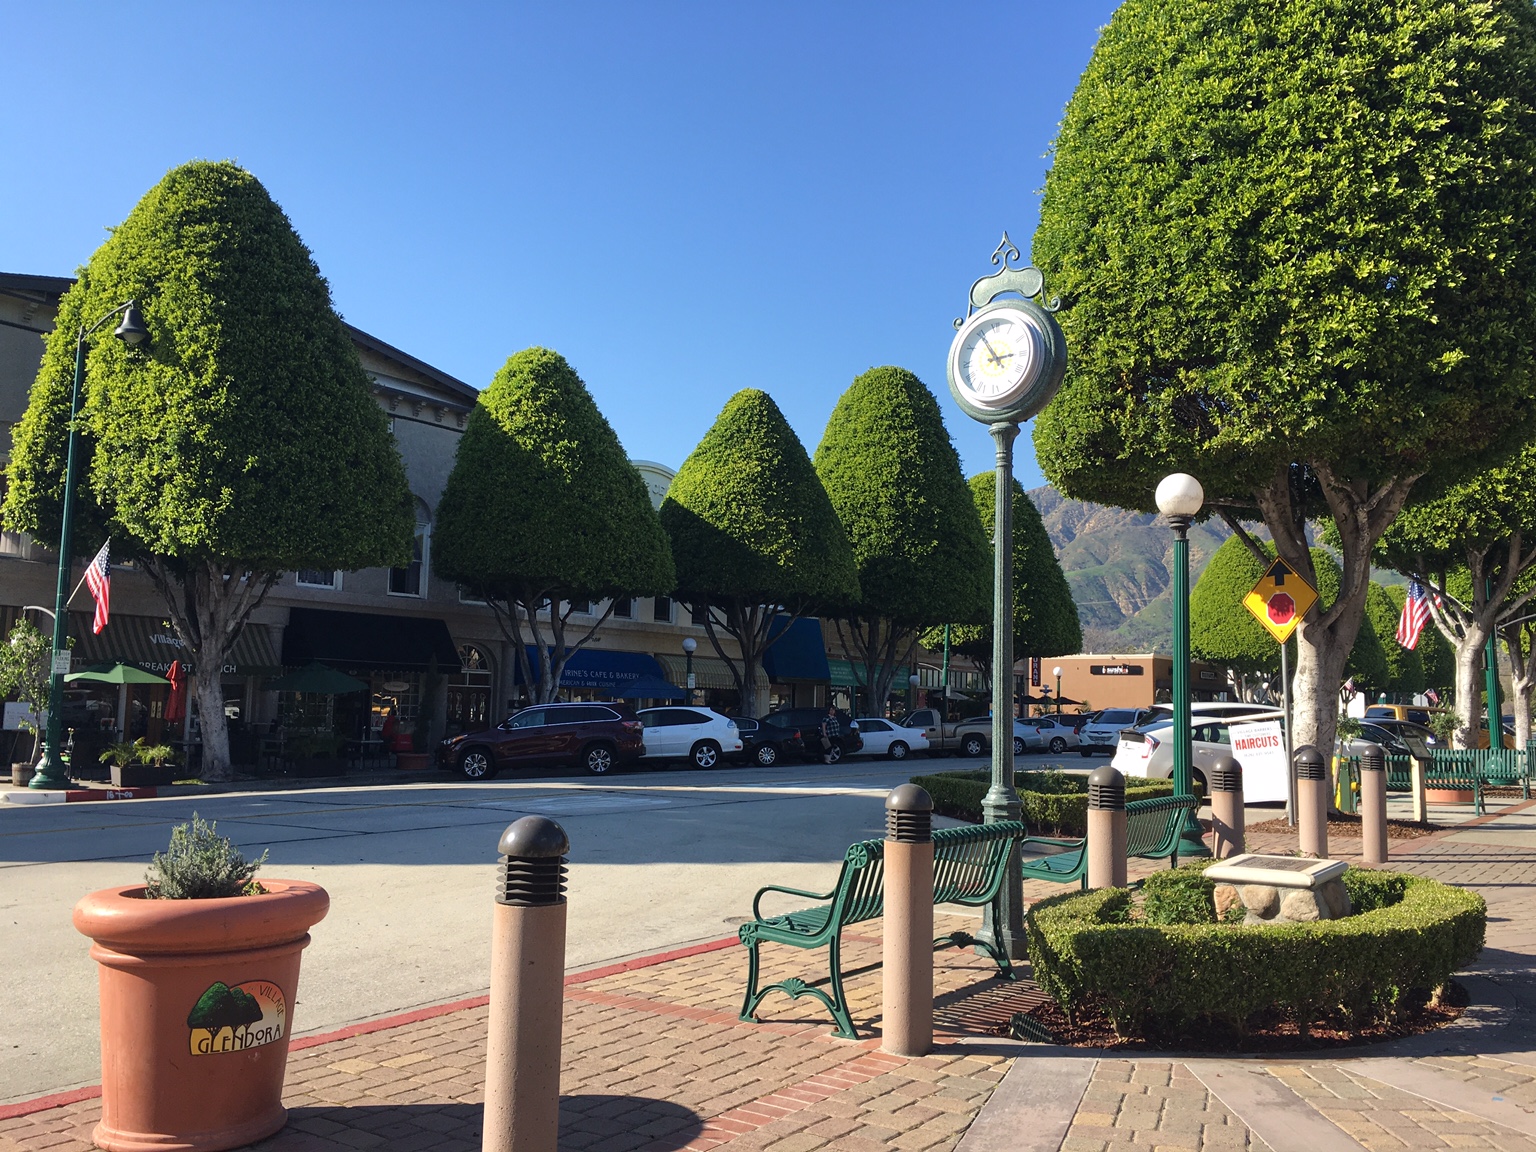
1242, 559, 1318, 644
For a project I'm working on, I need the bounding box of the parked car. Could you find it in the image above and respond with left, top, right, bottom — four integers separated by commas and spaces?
1111, 710, 1285, 792
1366, 717, 1442, 752
636, 707, 744, 769
1023, 716, 1080, 754
1079, 708, 1160, 756
851, 717, 929, 760
730, 715, 805, 767
760, 707, 863, 763
950, 714, 1047, 759
1037, 712, 1095, 733
1341, 721, 1414, 760
439, 702, 645, 779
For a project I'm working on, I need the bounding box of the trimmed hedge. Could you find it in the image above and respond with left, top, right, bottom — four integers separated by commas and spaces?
1026, 863, 1486, 1040
912, 769, 1173, 836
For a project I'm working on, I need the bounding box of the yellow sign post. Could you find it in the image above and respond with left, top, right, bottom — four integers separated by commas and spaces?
1242, 559, 1318, 644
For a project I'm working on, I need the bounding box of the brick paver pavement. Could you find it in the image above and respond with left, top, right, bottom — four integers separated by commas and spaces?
5, 793, 1535, 1152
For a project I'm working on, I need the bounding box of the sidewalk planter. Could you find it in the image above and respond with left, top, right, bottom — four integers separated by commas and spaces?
395, 751, 431, 771
73, 880, 330, 1152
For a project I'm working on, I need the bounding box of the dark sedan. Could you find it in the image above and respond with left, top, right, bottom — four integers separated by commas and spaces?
438, 702, 645, 778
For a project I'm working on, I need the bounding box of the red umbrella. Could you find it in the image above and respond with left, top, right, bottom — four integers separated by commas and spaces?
164, 660, 187, 723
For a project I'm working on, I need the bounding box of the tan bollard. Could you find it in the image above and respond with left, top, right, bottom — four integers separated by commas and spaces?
1208, 754, 1245, 859
484, 816, 569, 1152
1087, 766, 1128, 889
883, 783, 934, 1057
1359, 745, 1388, 865
1410, 755, 1428, 824
1294, 745, 1329, 859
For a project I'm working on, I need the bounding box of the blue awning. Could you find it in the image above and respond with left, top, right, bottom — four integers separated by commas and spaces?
615, 677, 686, 700
761, 616, 831, 683
515, 647, 679, 695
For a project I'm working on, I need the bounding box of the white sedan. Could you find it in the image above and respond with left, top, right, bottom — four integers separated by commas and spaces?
635, 706, 744, 769
1025, 717, 1081, 753
852, 718, 930, 761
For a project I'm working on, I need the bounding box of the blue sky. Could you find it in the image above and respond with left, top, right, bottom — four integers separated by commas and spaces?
1, 3, 1119, 489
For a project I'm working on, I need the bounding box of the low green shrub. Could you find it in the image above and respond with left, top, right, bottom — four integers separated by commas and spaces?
911, 769, 1173, 835
1141, 866, 1216, 925
1026, 865, 1486, 1040
145, 814, 269, 899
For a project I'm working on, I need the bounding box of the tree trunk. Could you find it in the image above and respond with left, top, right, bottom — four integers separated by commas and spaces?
1247, 462, 1416, 758
143, 559, 275, 783
834, 617, 918, 720
1503, 622, 1533, 751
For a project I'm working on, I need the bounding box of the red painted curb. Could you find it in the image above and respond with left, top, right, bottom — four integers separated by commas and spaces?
66, 786, 157, 802
3, 934, 740, 1119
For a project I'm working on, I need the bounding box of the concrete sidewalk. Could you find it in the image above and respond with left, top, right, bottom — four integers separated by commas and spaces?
4, 796, 1534, 1152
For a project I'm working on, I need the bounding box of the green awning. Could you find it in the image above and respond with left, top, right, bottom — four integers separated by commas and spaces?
827, 659, 911, 688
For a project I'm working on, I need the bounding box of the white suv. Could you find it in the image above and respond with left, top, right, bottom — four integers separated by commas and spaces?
1079, 708, 1159, 756
635, 707, 743, 770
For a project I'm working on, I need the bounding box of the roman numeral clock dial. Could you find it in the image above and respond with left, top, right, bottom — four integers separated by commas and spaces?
945, 298, 1067, 426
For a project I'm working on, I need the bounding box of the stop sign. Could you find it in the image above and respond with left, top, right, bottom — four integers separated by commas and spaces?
1267, 593, 1295, 625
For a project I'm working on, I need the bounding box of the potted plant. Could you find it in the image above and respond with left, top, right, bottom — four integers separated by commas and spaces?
396, 723, 433, 771
100, 739, 180, 787
73, 815, 329, 1152
288, 731, 344, 778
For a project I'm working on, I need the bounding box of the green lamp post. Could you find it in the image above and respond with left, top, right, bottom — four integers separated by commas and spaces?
1485, 576, 1503, 749
945, 234, 1067, 959
30, 299, 150, 790
1155, 472, 1210, 856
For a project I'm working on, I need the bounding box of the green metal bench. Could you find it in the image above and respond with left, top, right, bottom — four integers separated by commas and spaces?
1427, 749, 1487, 815
737, 820, 1025, 1039
1018, 794, 1200, 890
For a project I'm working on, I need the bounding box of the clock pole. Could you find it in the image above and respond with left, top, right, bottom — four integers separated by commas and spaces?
944, 233, 1068, 965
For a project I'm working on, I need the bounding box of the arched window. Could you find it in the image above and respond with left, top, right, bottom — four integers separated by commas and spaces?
446, 644, 494, 733
389, 497, 432, 597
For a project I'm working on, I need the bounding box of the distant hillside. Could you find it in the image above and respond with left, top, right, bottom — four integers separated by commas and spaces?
1028, 486, 1232, 653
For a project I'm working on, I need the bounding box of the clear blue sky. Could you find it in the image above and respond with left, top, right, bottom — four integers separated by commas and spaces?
1, 3, 1119, 490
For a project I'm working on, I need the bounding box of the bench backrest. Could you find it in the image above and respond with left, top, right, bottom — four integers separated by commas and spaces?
827, 839, 887, 927
932, 820, 1026, 906
1125, 794, 1196, 858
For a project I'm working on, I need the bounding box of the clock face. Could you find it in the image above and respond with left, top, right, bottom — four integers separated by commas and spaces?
951, 308, 1046, 409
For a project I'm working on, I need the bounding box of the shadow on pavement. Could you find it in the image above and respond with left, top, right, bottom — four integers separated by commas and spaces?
256, 1095, 702, 1151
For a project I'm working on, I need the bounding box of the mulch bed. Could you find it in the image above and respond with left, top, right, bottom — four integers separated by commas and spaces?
1246, 813, 1446, 838
1006, 980, 1467, 1053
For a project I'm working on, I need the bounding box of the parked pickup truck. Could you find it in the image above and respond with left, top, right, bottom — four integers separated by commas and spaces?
901, 708, 1045, 758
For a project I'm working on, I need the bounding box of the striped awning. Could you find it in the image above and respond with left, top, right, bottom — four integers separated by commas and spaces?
65, 612, 280, 677
656, 653, 739, 691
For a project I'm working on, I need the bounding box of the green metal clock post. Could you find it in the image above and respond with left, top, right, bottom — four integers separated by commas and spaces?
945, 234, 1067, 960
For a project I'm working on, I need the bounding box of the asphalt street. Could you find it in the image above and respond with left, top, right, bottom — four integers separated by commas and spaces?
0, 750, 1076, 1104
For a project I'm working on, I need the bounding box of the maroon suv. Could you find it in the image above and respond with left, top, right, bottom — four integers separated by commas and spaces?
439, 702, 645, 779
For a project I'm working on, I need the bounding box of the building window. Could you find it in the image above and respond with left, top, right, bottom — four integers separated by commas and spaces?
568, 600, 591, 615
653, 596, 673, 623
389, 498, 431, 597
691, 602, 709, 626
458, 585, 486, 605
611, 597, 634, 619
297, 569, 340, 589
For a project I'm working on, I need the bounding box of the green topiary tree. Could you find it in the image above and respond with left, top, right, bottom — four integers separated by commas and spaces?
3, 161, 413, 779
813, 367, 990, 714
919, 475, 1081, 696
1190, 535, 1285, 700
1375, 445, 1536, 746
661, 389, 859, 714
1031, 0, 1536, 759
433, 347, 675, 704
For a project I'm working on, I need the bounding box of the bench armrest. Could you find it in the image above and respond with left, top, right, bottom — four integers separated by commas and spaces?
751, 882, 836, 921
1021, 836, 1086, 850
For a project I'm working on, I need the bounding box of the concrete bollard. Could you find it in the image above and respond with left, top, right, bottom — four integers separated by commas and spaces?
883, 783, 934, 1057
1410, 756, 1428, 824
484, 816, 569, 1152
1087, 766, 1128, 889
1208, 754, 1245, 859
1294, 745, 1329, 859
1359, 745, 1388, 865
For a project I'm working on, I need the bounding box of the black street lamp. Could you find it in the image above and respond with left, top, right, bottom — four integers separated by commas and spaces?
30, 300, 149, 790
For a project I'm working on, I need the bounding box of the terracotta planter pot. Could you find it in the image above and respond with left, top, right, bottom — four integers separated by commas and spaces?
395, 751, 431, 771
1427, 788, 1475, 804
73, 880, 330, 1152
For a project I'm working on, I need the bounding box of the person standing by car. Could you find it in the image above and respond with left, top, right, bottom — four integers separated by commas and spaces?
819, 705, 841, 764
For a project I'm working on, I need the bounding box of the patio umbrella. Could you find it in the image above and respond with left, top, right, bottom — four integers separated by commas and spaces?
64, 664, 170, 685
266, 662, 368, 694
164, 660, 187, 724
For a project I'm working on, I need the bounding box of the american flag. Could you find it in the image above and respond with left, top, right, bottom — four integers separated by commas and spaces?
84, 539, 111, 635
1396, 580, 1431, 650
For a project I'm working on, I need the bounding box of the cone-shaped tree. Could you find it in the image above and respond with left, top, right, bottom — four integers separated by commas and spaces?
661, 389, 859, 713
433, 347, 675, 704
1366, 582, 1425, 700
1190, 536, 1283, 697
919, 476, 1081, 696
813, 367, 990, 714
1031, 0, 1536, 758
3, 161, 412, 779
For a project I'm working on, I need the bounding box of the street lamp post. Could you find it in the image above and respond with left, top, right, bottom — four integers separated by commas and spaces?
30, 300, 150, 790
1155, 473, 1211, 856
909, 672, 920, 717
682, 637, 697, 705
1053, 666, 1062, 709
944, 234, 1067, 961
